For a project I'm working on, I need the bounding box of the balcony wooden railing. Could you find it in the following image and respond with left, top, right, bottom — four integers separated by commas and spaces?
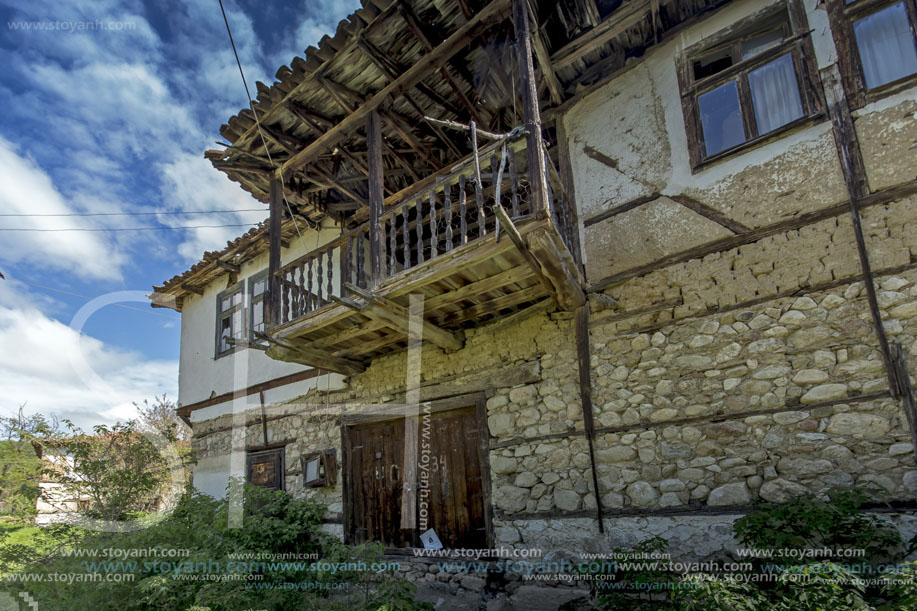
271, 124, 579, 333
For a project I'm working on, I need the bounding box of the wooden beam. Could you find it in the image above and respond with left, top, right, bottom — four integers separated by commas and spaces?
668, 195, 751, 234
356, 37, 465, 158
181, 283, 204, 296
494, 204, 559, 301
513, 0, 550, 220
527, 0, 563, 105
434, 285, 548, 326
527, 227, 586, 310
268, 177, 283, 328
397, 3, 485, 125
259, 332, 365, 375
424, 265, 532, 311
213, 260, 242, 273
309, 165, 369, 207
278, 0, 512, 178
495, 205, 583, 309
367, 110, 385, 284
341, 283, 465, 352
575, 304, 604, 532
551, 1, 648, 69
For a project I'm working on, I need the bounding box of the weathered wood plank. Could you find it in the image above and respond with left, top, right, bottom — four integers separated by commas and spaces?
342, 283, 465, 352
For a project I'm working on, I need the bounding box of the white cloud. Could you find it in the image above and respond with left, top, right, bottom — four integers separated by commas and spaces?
159, 153, 267, 261
0, 286, 177, 430
0, 137, 127, 281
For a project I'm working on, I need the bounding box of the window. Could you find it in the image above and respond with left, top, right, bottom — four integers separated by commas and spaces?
829, 0, 917, 106
214, 270, 271, 357
678, 6, 823, 167
215, 282, 244, 357
302, 450, 337, 488
246, 447, 284, 491
248, 270, 268, 346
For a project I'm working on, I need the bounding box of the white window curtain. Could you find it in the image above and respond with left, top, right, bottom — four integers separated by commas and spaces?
853, 2, 917, 90
748, 53, 804, 135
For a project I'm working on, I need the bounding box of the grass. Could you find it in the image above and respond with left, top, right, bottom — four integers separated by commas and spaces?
0, 521, 41, 546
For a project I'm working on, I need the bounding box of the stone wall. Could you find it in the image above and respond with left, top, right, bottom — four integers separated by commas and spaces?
190, 201, 917, 566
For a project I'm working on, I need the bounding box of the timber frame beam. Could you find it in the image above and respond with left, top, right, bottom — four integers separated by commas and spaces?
339, 283, 465, 352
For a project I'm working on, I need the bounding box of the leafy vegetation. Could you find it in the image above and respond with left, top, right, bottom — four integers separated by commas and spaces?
1, 483, 432, 610
0, 406, 56, 520
578, 487, 917, 611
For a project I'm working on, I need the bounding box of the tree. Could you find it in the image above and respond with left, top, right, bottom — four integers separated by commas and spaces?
48, 419, 186, 523
134, 394, 191, 443
0, 404, 58, 520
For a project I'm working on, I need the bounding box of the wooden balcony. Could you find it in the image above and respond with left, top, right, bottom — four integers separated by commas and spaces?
260, 129, 584, 375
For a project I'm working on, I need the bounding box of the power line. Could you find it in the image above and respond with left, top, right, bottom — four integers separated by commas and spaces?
0, 223, 260, 233
10, 278, 181, 320
0, 209, 266, 218
218, 0, 310, 247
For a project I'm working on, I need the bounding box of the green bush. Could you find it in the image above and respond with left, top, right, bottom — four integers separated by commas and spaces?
589, 487, 917, 610
1, 483, 431, 611
733, 487, 904, 565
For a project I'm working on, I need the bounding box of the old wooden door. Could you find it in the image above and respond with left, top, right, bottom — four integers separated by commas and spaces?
344, 405, 487, 549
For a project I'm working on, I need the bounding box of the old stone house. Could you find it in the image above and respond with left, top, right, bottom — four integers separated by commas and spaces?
152, 0, 917, 569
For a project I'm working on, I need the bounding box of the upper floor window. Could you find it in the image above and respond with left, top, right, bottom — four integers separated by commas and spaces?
216, 282, 244, 357
248, 270, 268, 347
214, 270, 270, 358
678, 6, 824, 168
829, 0, 917, 106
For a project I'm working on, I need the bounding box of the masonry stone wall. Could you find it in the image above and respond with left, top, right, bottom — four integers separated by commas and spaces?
190, 212, 917, 559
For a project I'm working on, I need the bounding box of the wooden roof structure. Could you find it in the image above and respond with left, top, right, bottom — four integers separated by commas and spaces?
157, 0, 730, 305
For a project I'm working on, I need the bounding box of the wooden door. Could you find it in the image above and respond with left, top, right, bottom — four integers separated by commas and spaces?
344, 405, 486, 549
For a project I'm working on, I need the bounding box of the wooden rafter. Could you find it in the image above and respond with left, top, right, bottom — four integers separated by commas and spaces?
228, 1, 405, 152
278, 0, 513, 178
308, 166, 368, 208
318, 77, 427, 181
551, 1, 648, 69
397, 3, 485, 125
356, 37, 465, 158
527, 0, 564, 106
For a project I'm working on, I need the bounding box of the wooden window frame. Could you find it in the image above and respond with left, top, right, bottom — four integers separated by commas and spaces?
248, 269, 269, 347
215, 280, 245, 358
302, 449, 338, 488
677, 1, 826, 171
246, 447, 285, 491
826, 0, 917, 109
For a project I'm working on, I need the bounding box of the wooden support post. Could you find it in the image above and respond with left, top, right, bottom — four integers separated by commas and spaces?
575, 305, 604, 533
268, 177, 283, 329
513, 0, 550, 220
341, 283, 465, 352
367, 111, 385, 286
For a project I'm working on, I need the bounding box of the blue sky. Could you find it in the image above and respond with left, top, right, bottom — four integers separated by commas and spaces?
0, 0, 360, 429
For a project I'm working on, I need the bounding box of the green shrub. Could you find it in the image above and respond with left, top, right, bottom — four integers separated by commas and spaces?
1, 483, 430, 611
733, 487, 904, 565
